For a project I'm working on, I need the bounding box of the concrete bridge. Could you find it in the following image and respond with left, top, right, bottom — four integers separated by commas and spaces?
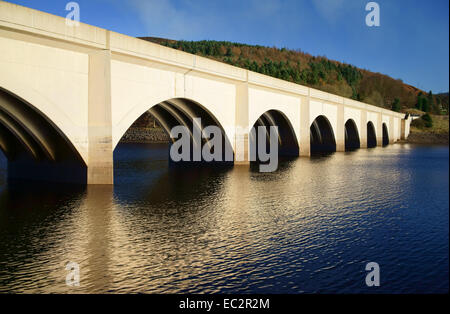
0, 2, 412, 184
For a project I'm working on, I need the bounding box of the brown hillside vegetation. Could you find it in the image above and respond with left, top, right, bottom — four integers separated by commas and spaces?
140, 37, 449, 115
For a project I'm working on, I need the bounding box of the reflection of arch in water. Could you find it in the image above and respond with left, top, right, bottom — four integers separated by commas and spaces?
344, 119, 360, 151
310, 115, 336, 153
367, 121, 377, 148
0, 87, 87, 183
249, 110, 299, 161
114, 98, 234, 167
118, 167, 230, 205
382, 123, 389, 146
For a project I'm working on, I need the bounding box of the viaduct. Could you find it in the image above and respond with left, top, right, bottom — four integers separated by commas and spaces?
0, 1, 413, 184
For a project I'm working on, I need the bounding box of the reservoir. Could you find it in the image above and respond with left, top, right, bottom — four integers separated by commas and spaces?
0, 143, 448, 293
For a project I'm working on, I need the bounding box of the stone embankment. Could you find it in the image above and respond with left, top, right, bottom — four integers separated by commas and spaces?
407, 132, 449, 145
120, 127, 169, 143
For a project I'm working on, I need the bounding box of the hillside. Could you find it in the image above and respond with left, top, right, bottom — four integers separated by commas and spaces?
140, 37, 449, 115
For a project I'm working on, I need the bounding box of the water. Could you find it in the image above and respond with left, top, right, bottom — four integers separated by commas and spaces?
0, 143, 448, 293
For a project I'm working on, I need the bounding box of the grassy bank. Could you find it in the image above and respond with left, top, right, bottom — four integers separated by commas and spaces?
408, 114, 449, 145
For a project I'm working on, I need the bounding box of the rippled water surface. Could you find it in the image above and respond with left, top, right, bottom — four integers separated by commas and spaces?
0, 143, 448, 293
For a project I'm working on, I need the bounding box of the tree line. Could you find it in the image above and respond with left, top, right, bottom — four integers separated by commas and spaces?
142, 38, 448, 115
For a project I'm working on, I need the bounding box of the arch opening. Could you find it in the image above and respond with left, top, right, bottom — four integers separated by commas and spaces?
382, 123, 389, 146
310, 115, 336, 154
249, 110, 299, 163
344, 119, 360, 151
0, 87, 87, 184
114, 98, 234, 174
367, 121, 377, 148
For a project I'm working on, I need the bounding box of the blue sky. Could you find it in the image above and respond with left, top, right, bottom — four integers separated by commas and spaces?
6, 0, 449, 93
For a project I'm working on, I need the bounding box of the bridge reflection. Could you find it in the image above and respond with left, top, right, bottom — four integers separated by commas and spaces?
0, 144, 416, 293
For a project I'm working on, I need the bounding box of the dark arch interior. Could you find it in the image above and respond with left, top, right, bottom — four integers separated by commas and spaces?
382, 123, 389, 146
115, 98, 234, 168
345, 119, 360, 151
310, 115, 336, 153
249, 110, 299, 162
0, 88, 86, 183
367, 122, 377, 148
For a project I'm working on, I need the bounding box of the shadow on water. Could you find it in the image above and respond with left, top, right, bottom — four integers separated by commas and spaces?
113, 142, 234, 206
310, 151, 336, 160
0, 179, 87, 292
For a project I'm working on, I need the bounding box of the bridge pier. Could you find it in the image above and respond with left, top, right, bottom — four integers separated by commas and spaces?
299, 96, 311, 157
389, 117, 395, 144
336, 104, 345, 152
87, 50, 114, 184
401, 117, 410, 140
360, 111, 368, 148
234, 132, 249, 165
376, 113, 383, 146
234, 82, 250, 165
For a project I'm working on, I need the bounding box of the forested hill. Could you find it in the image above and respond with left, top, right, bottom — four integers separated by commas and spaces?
140, 37, 448, 115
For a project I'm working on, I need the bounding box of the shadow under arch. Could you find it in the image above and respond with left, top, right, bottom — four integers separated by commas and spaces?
0, 87, 87, 183
310, 115, 336, 154
345, 119, 360, 151
367, 121, 377, 148
114, 98, 234, 170
382, 123, 389, 146
249, 109, 299, 163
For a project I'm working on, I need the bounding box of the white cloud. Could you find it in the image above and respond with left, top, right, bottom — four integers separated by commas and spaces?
312, 0, 353, 24
128, 0, 203, 39
126, 0, 286, 40
249, 0, 281, 17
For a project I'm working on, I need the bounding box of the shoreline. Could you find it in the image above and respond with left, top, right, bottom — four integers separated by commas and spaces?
406, 115, 449, 146
406, 131, 449, 146
122, 127, 448, 146
119, 127, 169, 144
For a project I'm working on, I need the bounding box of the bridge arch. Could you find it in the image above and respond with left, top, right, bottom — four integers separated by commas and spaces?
0, 87, 87, 183
114, 97, 234, 164
382, 123, 389, 146
367, 121, 377, 148
249, 109, 299, 159
310, 115, 336, 153
344, 119, 360, 151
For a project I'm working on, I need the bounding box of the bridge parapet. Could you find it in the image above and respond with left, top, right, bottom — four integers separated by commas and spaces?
0, 1, 107, 49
